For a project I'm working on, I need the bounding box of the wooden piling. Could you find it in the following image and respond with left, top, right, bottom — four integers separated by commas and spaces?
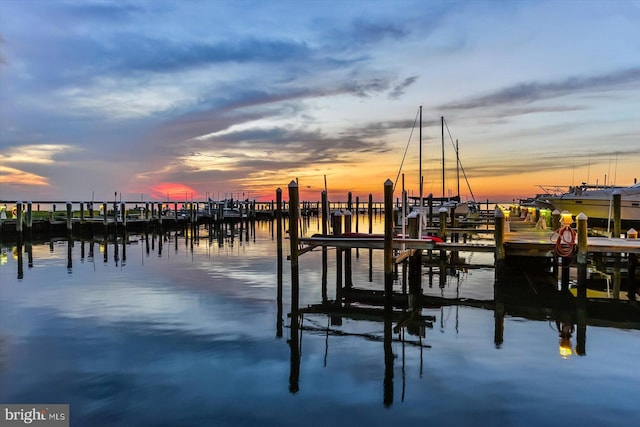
408, 211, 422, 295
613, 191, 621, 237
276, 188, 283, 337
438, 207, 448, 240
576, 212, 588, 300
368, 193, 373, 235
384, 179, 393, 302
16, 201, 23, 236
288, 181, 300, 315
26, 202, 33, 231
66, 202, 73, 234
344, 209, 353, 288
333, 210, 343, 295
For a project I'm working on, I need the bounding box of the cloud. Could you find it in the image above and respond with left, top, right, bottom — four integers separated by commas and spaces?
0, 144, 77, 164
441, 67, 640, 110
389, 76, 419, 99
0, 166, 49, 187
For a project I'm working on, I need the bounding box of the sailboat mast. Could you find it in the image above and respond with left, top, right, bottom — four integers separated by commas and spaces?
441, 116, 445, 199
419, 106, 423, 209
456, 139, 460, 200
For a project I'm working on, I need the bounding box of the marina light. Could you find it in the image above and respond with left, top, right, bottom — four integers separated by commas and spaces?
560, 210, 573, 226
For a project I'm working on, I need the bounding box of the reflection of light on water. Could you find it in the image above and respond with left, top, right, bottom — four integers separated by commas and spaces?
559, 340, 573, 359
0, 250, 7, 265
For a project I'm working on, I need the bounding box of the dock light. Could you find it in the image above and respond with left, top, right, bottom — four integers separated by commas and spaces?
560, 210, 573, 226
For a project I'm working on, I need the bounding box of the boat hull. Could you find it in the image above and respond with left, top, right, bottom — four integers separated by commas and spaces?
546, 197, 640, 222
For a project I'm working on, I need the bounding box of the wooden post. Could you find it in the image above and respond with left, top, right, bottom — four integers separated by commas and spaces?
494, 207, 506, 265
613, 190, 621, 237
288, 181, 300, 316
321, 191, 328, 303
610, 192, 622, 298
355, 196, 360, 233
384, 179, 394, 303
333, 210, 343, 296
551, 209, 560, 230
576, 212, 588, 300
103, 203, 108, 227
120, 202, 126, 227
368, 193, 373, 235
16, 201, 23, 236
26, 202, 33, 231
438, 207, 448, 241
80, 202, 85, 224
408, 211, 422, 295
66, 202, 73, 234
276, 188, 283, 337
344, 209, 352, 288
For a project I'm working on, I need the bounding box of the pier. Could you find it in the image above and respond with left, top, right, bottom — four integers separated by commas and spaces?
281, 179, 640, 346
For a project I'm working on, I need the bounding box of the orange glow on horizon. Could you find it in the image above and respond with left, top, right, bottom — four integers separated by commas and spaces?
150, 182, 199, 200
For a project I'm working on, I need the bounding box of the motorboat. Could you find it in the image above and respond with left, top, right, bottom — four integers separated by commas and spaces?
544, 182, 640, 223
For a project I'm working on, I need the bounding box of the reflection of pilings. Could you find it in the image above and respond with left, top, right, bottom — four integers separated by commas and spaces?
67, 238, 73, 271
276, 188, 284, 338
17, 240, 24, 280
289, 312, 300, 394
26, 241, 33, 268
383, 313, 394, 407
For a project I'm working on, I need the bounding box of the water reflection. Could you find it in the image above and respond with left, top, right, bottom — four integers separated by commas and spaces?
1, 216, 639, 425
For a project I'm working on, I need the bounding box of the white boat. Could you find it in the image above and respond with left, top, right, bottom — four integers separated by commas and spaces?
544, 182, 640, 223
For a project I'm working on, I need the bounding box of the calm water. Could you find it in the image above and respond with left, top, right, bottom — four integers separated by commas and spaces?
1, 217, 639, 426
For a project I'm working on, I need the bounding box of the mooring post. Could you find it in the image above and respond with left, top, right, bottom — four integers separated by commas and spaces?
384, 179, 394, 303
321, 191, 328, 303
26, 202, 33, 232
276, 188, 283, 337
103, 202, 108, 228
368, 193, 373, 235
576, 213, 588, 294
408, 211, 422, 295
288, 181, 300, 316
344, 209, 353, 288
438, 207, 448, 241
613, 190, 621, 238
575, 212, 588, 354
494, 207, 506, 271
333, 210, 343, 298
494, 207, 506, 346
16, 201, 23, 237
120, 202, 126, 227
79, 202, 85, 224
66, 202, 73, 234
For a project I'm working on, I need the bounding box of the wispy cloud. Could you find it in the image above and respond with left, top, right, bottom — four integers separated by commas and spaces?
0, 166, 49, 186
442, 67, 640, 110
0, 144, 77, 164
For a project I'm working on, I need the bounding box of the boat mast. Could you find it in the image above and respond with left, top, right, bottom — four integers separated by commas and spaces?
456, 139, 460, 200
419, 106, 423, 217
441, 116, 445, 199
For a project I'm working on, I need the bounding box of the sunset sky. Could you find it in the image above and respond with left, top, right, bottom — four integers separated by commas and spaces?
1, 0, 639, 203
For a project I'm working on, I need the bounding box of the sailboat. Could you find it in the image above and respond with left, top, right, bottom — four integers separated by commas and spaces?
396, 109, 477, 230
